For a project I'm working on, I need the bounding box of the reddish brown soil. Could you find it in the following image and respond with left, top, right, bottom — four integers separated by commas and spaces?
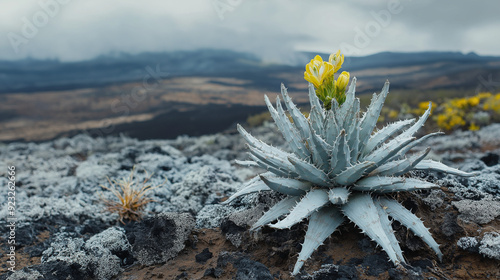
1, 192, 498, 279
117, 190, 499, 279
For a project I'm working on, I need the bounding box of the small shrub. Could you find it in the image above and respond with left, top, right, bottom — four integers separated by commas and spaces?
100, 166, 164, 224
434, 92, 500, 131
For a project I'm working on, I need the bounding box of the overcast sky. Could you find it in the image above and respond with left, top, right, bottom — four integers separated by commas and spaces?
1, 0, 499, 63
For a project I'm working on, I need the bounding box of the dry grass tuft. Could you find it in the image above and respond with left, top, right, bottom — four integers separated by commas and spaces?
100, 166, 165, 224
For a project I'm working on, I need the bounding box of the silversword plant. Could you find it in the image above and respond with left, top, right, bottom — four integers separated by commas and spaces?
225, 51, 476, 275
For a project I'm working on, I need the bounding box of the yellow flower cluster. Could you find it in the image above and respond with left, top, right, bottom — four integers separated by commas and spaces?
482, 92, 500, 112
435, 92, 499, 131
378, 92, 500, 132
304, 50, 350, 109
436, 112, 466, 131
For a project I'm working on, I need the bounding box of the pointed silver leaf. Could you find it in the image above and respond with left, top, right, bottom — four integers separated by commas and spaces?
238, 124, 291, 160
280, 84, 312, 141
275, 96, 311, 160
343, 97, 360, 134
414, 159, 479, 177
395, 102, 432, 141
308, 83, 324, 117
342, 193, 403, 265
347, 121, 360, 163
378, 197, 443, 260
334, 161, 375, 185
293, 206, 344, 275
330, 95, 340, 113
288, 157, 331, 187
358, 81, 390, 152
271, 189, 329, 229
308, 122, 331, 172
361, 119, 415, 157
249, 154, 292, 178
310, 105, 325, 137
345, 77, 357, 105
336, 78, 357, 127
391, 132, 443, 160
251, 196, 301, 231
248, 145, 297, 176
363, 137, 415, 168
304, 127, 326, 171
222, 177, 270, 204
372, 178, 438, 193
369, 148, 430, 177
330, 130, 351, 176
260, 175, 312, 196
352, 176, 405, 191
324, 110, 339, 144
374, 200, 405, 262
265, 94, 309, 160
309, 84, 325, 135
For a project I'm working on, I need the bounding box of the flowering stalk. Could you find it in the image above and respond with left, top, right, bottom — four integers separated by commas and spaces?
304, 50, 350, 109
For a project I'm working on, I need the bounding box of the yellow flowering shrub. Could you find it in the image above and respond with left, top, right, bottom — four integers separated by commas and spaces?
434, 92, 499, 131
377, 92, 499, 132
482, 93, 500, 112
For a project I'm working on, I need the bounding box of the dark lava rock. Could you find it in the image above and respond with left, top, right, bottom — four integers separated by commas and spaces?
357, 237, 375, 253
195, 248, 213, 264
215, 251, 273, 280
220, 218, 247, 247
362, 253, 392, 276
175, 271, 189, 280
388, 264, 426, 280
441, 213, 464, 237
410, 259, 434, 270
300, 263, 358, 280
146, 146, 170, 156
203, 267, 225, 278
125, 212, 195, 266
220, 219, 246, 235
480, 152, 500, 166
3, 261, 88, 280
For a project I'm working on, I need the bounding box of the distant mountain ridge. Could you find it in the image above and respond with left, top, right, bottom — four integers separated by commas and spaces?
1, 49, 500, 94
0, 49, 289, 94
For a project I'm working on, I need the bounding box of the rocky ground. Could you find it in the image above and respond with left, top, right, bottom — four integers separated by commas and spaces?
0, 122, 499, 280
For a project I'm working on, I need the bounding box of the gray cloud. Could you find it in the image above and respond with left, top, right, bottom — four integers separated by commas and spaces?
0, 0, 499, 63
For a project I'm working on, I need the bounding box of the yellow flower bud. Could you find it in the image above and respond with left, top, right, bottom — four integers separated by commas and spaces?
335, 71, 350, 95
329, 50, 344, 73
304, 55, 334, 88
